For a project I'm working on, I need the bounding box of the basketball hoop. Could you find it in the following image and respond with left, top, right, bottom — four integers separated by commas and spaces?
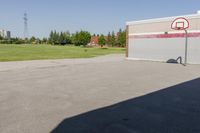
171, 17, 189, 30
171, 17, 190, 66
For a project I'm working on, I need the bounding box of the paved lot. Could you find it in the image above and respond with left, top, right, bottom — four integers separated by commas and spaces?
0, 54, 200, 133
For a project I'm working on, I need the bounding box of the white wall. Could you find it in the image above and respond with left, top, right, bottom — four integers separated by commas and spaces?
128, 37, 200, 64
188, 38, 200, 64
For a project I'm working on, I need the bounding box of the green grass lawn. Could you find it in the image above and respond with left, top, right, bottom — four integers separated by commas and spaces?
0, 44, 125, 61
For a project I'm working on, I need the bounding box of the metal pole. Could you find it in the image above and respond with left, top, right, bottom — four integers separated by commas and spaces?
184, 29, 188, 66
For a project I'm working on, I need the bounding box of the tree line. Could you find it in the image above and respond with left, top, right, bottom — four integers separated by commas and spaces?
0, 30, 91, 46
0, 29, 126, 47
48, 30, 91, 46
98, 29, 126, 47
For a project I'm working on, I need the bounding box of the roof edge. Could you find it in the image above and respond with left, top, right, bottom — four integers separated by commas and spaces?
126, 13, 200, 26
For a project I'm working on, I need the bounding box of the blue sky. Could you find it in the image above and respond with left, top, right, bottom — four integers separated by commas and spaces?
0, 0, 200, 38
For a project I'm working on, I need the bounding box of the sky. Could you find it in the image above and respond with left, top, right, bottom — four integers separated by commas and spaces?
0, 0, 200, 38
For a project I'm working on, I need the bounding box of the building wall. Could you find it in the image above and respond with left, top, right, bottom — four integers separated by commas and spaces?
129, 18, 200, 34
89, 36, 99, 46
128, 37, 200, 64
6, 31, 11, 39
127, 13, 200, 64
0, 29, 11, 39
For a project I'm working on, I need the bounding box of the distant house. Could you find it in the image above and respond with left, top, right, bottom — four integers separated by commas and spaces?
89, 36, 99, 46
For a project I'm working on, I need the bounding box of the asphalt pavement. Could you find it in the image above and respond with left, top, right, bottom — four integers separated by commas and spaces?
0, 54, 200, 133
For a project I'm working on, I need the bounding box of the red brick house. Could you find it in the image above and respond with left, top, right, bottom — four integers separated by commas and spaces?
89, 36, 99, 46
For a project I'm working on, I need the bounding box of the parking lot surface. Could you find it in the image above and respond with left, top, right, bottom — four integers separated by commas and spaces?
0, 54, 200, 133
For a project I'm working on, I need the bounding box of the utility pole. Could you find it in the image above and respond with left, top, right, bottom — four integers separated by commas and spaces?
23, 12, 29, 39
184, 29, 188, 66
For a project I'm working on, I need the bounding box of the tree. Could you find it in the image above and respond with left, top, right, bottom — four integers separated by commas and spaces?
0, 35, 3, 40
63, 31, 71, 44
71, 33, 76, 44
36, 38, 41, 44
98, 34, 106, 47
29, 36, 36, 44
110, 31, 116, 46
48, 30, 72, 45
106, 32, 112, 46
53, 31, 59, 44
42, 38, 48, 44
117, 29, 126, 47
59, 32, 65, 45
48, 31, 54, 44
48, 31, 59, 45
12, 37, 25, 44
73, 31, 91, 46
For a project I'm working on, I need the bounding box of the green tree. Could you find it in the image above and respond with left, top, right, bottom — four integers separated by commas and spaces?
71, 33, 76, 44
49, 30, 72, 45
0, 35, 3, 40
53, 31, 59, 44
42, 38, 48, 44
59, 32, 65, 45
117, 29, 126, 47
36, 38, 41, 44
29, 36, 36, 44
63, 31, 71, 44
110, 31, 116, 46
12, 37, 25, 44
48, 31, 54, 44
106, 32, 112, 46
98, 34, 106, 47
73, 31, 91, 46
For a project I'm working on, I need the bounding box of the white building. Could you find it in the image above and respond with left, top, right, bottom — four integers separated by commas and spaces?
126, 11, 200, 64
0, 29, 11, 39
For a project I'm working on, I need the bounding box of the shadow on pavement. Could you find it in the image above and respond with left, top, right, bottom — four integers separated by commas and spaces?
51, 78, 200, 133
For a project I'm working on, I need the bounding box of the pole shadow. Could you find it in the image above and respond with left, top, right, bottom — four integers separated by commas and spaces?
51, 78, 200, 133
166, 56, 183, 64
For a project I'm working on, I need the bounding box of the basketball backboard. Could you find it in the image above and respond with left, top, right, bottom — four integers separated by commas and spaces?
171, 17, 189, 30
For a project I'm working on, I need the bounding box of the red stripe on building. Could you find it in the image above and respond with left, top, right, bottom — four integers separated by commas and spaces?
129, 32, 200, 39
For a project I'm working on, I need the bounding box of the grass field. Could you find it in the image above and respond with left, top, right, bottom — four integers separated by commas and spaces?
0, 44, 125, 61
